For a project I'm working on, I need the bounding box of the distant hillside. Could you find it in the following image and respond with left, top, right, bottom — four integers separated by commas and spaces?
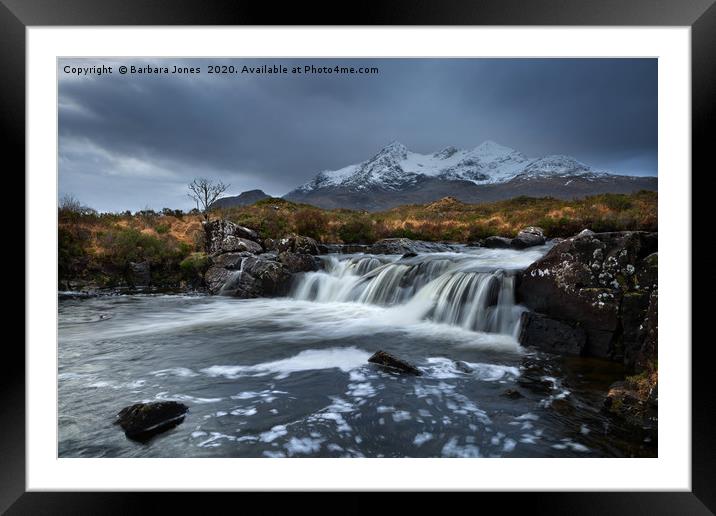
284, 141, 657, 211
211, 189, 270, 209
222, 191, 658, 244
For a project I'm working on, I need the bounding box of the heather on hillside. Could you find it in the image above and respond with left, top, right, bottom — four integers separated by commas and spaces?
217, 190, 657, 243
58, 191, 657, 288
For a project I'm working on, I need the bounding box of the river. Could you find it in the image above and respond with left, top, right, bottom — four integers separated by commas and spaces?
58, 245, 654, 457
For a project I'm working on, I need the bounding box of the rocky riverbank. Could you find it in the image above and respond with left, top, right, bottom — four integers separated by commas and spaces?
60, 219, 657, 439
515, 229, 658, 435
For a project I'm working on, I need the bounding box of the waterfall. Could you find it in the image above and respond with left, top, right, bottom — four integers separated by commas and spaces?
291, 254, 526, 335
218, 258, 246, 295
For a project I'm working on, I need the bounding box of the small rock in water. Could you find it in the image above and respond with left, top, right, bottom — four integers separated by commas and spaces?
502, 388, 524, 399
454, 360, 474, 373
114, 401, 188, 442
401, 251, 418, 259
368, 350, 422, 376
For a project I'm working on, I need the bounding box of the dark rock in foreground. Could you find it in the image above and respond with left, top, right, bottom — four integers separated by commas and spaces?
114, 401, 188, 442
368, 350, 422, 375
367, 238, 455, 255
517, 230, 657, 362
518, 312, 587, 356
603, 377, 658, 435
503, 388, 524, 399
205, 254, 293, 297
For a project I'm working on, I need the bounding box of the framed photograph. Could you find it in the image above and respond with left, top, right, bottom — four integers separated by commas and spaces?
9, 0, 713, 511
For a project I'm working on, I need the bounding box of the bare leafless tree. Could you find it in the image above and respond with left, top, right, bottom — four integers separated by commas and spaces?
187, 178, 230, 221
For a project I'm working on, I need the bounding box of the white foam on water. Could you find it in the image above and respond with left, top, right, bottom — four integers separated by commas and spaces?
263, 450, 286, 458
230, 389, 287, 401
423, 357, 520, 381
230, 407, 257, 417
413, 432, 433, 446
260, 425, 288, 443
516, 412, 540, 421
87, 381, 112, 388
519, 433, 541, 444
442, 437, 481, 458
502, 438, 517, 453
285, 437, 323, 456
197, 432, 236, 448
346, 382, 376, 398
491, 432, 505, 446
154, 393, 223, 404
201, 347, 372, 380
391, 411, 411, 422
150, 367, 199, 378
558, 439, 590, 453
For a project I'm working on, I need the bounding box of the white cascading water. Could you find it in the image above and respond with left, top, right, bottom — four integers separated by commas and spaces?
291, 254, 526, 336
219, 257, 246, 295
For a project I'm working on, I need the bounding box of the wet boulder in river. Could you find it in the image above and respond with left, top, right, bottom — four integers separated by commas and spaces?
207, 254, 293, 297
511, 226, 546, 249
517, 230, 657, 362
368, 350, 422, 375
518, 312, 587, 356
114, 401, 188, 442
278, 252, 321, 273
483, 236, 512, 249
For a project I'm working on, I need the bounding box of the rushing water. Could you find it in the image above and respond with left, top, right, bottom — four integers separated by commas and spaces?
58, 245, 655, 458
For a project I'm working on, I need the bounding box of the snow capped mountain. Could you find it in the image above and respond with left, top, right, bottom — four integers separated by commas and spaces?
284, 140, 657, 211
293, 140, 608, 193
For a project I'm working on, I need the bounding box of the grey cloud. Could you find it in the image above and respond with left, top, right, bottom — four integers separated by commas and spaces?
59, 58, 657, 212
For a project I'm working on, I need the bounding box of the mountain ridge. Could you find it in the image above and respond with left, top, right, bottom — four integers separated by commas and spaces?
283, 141, 657, 211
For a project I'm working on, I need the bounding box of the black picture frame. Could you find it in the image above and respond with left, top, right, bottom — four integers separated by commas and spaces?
7, 0, 714, 512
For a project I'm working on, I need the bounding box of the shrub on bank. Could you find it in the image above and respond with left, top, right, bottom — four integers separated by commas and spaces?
338, 217, 376, 244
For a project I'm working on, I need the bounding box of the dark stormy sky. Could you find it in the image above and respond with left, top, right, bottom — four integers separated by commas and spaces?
59, 58, 657, 212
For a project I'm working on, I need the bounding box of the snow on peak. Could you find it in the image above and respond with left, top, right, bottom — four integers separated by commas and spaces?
433, 146, 460, 159
473, 140, 515, 157
518, 155, 593, 178
293, 141, 613, 193
375, 141, 408, 160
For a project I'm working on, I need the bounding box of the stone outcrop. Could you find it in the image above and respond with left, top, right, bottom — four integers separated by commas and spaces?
511, 226, 546, 249
517, 230, 657, 363
518, 312, 587, 356
205, 254, 293, 297
203, 219, 261, 255
278, 252, 321, 273
114, 401, 188, 442
203, 222, 323, 298
264, 235, 320, 255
